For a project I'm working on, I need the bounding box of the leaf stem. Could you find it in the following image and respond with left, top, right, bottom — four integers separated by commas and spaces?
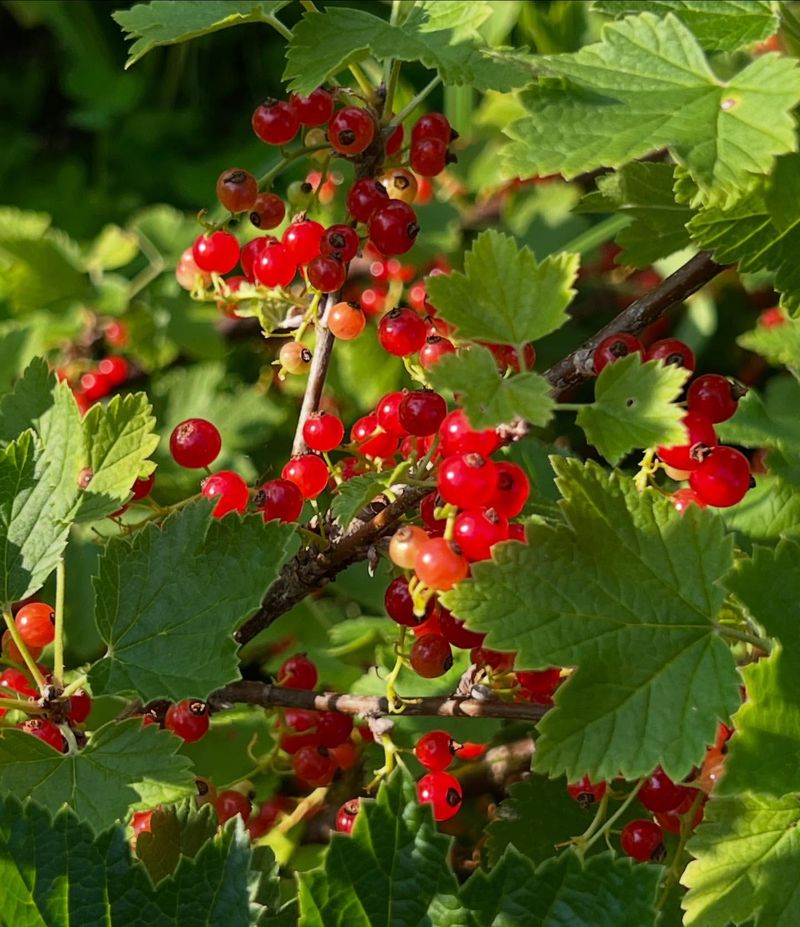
388, 75, 442, 128
713, 623, 771, 653
54, 558, 66, 683
2, 606, 46, 690
581, 779, 643, 855
274, 786, 328, 834
265, 13, 293, 41
60, 675, 88, 700
0, 696, 43, 713
560, 214, 631, 256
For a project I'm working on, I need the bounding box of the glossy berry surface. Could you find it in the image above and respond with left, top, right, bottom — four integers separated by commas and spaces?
687, 374, 741, 423
279, 341, 312, 374
282, 454, 329, 499
453, 509, 508, 561
335, 798, 360, 834
282, 220, 324, 266
438, 607, 485, 649
378, 307, 427, 356
567, 776, 607, 809
252, 100, 300, 145
303, 413, 345, 452
380, 167, 417, 203
279, 654, 318, 690
488, 462, 530, 519
415, 538, 469, 591
638, 767, 692, 813
132, 810, 154, 836
192, 231, 240, 275
417, 770, 462, 821
388, 525, 428, 570
328, 107, 375, 155
249, 192, 286, 230
293, 745, 337, 786
321, 224, 359, 262
620, 819, 665, 862
216, 790, 252, 824
398, 389, 447, 436
201, 470, 249, 518
216, 168, 258, 213
15, 602, 55, 648
2, 630, 41, 665
328, 301, 366, 340
657, 412, 717, 471
308, 254, 346, 292
415, 730, 456, 771
419, 336, 456, 369
437, 453, 498, 508
21, 718, 64, 752
240, 237, 271, 281
410, 138, 449, 177
385, 576, 427, 627
439, 410, 499, 458
689, 446, 751, 508
165, 700, 210, 743
290, 87, 334, 126
169, 419, 222, 469
376, 391, 408, 435
517, 668, 562, 704
67, 689, 92, 724
0, 667, 37, 698
368, 201, 419, 256
412, 112, 453, 144
132, 473, 156, 501
410, 634, 453, 677
316, 711, 353, 748
346, 179, 390, 223
593, 333, 643, 374
644, 338, 696, 371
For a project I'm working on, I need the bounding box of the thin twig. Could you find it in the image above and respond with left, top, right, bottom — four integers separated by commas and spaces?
291, 295, 337, 456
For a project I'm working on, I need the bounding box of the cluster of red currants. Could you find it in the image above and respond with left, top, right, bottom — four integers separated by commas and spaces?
59, 320, 130, 415
593, 334, 751, 508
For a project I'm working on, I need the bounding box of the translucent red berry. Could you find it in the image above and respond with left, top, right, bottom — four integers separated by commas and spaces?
593, 333, 643, 374
252, 99, 300, 145
487, 462, 530, 519
645, 338, 695, 372
249, 192, 285, 230
132, 810, 154, 836
620, 819, 665, 862
169, 418, 222, 469
67, 689, 92, 724
368, 201, 419, 256
438, 410, 499, 457
316, 711, 353, 748
376, 391, 408, 435
415, 730, 457, 771
517, 668, 561, 704
411, 113, 453, 145
410, 138, 449, 177
192, 231, 240, 275
201, 470, 249, 518
453, 509, 508, 561
293, 744, 337, 786
328, 107, 375, 155
303, 412, 345, 452
21, 718, 65, 752
346, 179, 390, 223
567, 777, 607, 809
290, 87, 334, 126
385, 576, 430, 627
280, 654, 318, 690
438, 606, 485, 649
320, 224, 359, 263
657, 412, 717, 471
419, 336, 456, 369
308, 255, 346, 292
216, 790, 253, 824
282, 220, 325, 266
377, 307, 427, 356
164, 699, 210, 743
415, 538, 469, 591
687, 374, 742, 424
132, 473, 156, 501
417, 770, 462, 821
216, 168, 258, 213
15, 602, 55, 648
689, 446, 751, 508
399, 389, 447, 436
410, 634, 454, 678
437, 453, 498, 509
336, 798, 360, 834
241, 236, 272, 281
281, 454, 329, 499
639, 767, 693, 813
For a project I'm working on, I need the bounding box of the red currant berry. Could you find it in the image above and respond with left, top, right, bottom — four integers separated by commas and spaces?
169, 418, 222, 469
308, 255, 346, 292
328, 107, 375, 155
165, 700, 209, 743
249, 192, 286, 230
593, 333, 643, 374
176, 246, 212, 290
657, 412, 717, 471
412, 113, 453, 145
645, 338, 695, 372
486, 342, 537, 374
376, 391, 408, 435
455, 742, 486, 760
2, 630, 41, 665
252, 99, 300, 145
281, 454, 329, 499
388, 525, 428, 570
687, 374, 743, 424
240, 236, 273, 281
280, 654, 318, 690
290, 87, 334, 126
15, 602, 55, 648
415, 538, 469, 591
328, 301, 366, 340
368, 201, 419, 256
320, 224, 359, 262
282, 220, 324, 266
639, 767, 693, 813
453, 508, 509, 562
21, 718, 65, 752
98, 355, 129, 386
507, 523, 526, 542
380, 167, 417, 204
487, 462, 530, 519
293, 744, 337, 786
437, 453, 498, 509
351, 413, 379, 444
67, 689, 92, 724
192, 231, 240, 275
416, 731, 457, 772
471, 647, 515, 673
517, 667, 562, 704
248, 795, 289, 839
132, 810, 154, 836
303, 412, 345, 452
316, 711, 354, 748
410, 634, 454, 678
105, 320, 128, 348
385, 122, 404, 155
216, 790, 252, 824
399, 389, 447, 437
335, 798, 360, 834
417, 770, 462, 821
201, 470, 249, 518
346, 179, 390, 223
689, 446, 751, 508
410, 138, 448, 177
419, 492, 447, 533
216, 168, 258, 213
438, 410, 499, 457
567, 777, 607, 809
385, 576, 431, 627
79, 370, 112, 403
378, 307, 426, 356
620, 819, 665, 862
279, 341, 312, 374
0, 667, 37, 698
132, 473, 156, 501
419, 336, 456, 370
438, 606, 485, 649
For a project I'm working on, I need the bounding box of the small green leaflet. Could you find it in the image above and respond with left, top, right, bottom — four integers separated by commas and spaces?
576, 354, 689, 465
298, 771, 458, 926
425, 230, 579, 346
284, 6, 531, 97
722, 474, 800, 542
90, 501, 297, 702
113, 1, 290, 68
576, 162, 693, 267
0, 795, 282, 927
717, 387, 800, 455
683, 793, 800, 927
738, 315, 800, 366
592, 1, 779, 52
444, 458, 741, 782
417, 0, 493, 40
688, 155, 800, 315
427, 347, 555, 431
129, 799, 218, 883
505, 13, 800, 209
0, 721, 193, 835
330, 471, 388, 529
452, 847, 661, 927
719, 542, 800, 796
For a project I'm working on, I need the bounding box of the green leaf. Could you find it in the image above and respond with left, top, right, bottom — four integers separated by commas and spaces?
284, 6, 531, 96
297, 771, 457, 926
427, 347, 555, 430
134, 799, 218, 884
417, 0, 493, 40
90, 502, 297, 702
719, 541, 800, 796
683, 793, 800, 927
505, 13, 800, 208
85, 223, 139, 272
0, 721, 193, 834
113, 1, 290, 68
722, 474, 800, 542
454, 846, 661, 927
0, 356, 58, 444
688, 155, 800, 315
576, 162, 693, 266
738, 314, 800, 365
425, 230, 579, 345
576, 354, 689, 465
592, 1, 779, 52
717, 386, 800, 454
0, 794, 280, 926
76, 393, 159, 522
330, 472, 388, 529
444, 458, 740, 782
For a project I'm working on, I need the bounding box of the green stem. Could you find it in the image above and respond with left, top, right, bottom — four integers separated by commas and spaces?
60, 675, 88, 700
383, 59, 401, 119
54, 558, 66, 684
582, 780, 644, 855
0, 696, 43, 713
388, 75, 442, 128
713, 623, 771, 653
349, 62, 376, 98
265, 13, 293, 41
560, 214, 632, 257
2, 606, 46, 690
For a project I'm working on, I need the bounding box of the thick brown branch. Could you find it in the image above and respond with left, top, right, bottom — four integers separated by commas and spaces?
208, 680, 548, 722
